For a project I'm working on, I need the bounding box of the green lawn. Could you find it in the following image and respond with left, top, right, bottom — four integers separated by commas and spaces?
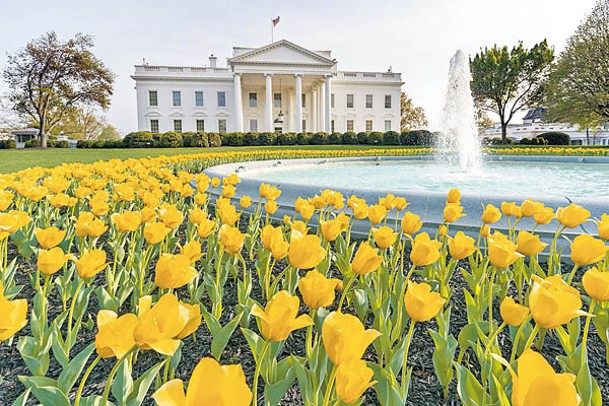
0, 145, 404, 174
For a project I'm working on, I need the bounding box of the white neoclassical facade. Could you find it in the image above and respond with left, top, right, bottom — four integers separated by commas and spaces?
132, 40, 403, 134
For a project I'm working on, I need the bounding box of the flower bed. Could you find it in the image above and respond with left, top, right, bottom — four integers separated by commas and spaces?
0, 148, 608, 405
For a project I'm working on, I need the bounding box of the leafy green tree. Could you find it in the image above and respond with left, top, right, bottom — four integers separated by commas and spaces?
545, 0, 609, 129
99, 124, 121, 140
400, 92, 428, 131
470, 41, 554, 143
2, 32, 114, 147
51, 105, 106, 140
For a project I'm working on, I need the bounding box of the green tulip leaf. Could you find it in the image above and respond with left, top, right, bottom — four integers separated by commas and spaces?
125, 360, 165, 406
58, 342, 95, 394
211, 312, 243, 361
18, 376, 70, 406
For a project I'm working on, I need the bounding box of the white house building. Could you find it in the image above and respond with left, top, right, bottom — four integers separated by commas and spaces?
484, 107, 609, 145
132, 40, 403, 134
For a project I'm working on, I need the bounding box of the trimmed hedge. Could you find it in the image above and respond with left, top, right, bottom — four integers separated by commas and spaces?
75, 130, 446, 149
0, 139, 16, 149
537, 132, 570, 145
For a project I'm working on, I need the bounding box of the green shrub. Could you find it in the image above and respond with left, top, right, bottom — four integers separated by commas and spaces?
76, 140, 92, 148
341, 131, 358, 145
328, 132, 342, 144
356, 132, 368, 144
383, 131, 401, 145
367, 131, 384, 145
258, 132, 277, 146
277, 132, 298, 145
222, 132, 244, 147
123, 131, 153, 148
182, 132, 204, 147
243, 132, 259, 146
54, 140, 69, 148
537, 132, 570, 145
0, 139, 16, 149
401, 130, 437, 146
519, 137, 531, 145
296, 132, 312, 145
24, 139, 41, 148
207, 132, 222, 147
154, 131, 183, 148
311, 132, 329, 145
102, 140, 122, 148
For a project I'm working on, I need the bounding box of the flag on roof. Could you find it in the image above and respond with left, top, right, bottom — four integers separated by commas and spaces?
272, 16, 280, 27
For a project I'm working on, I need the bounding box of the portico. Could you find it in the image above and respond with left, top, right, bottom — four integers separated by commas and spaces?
229, 40, 337, 133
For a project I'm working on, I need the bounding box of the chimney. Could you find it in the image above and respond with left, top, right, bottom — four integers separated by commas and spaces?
209, 54, 217, 68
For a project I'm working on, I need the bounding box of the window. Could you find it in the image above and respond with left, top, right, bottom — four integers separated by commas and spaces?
217, 92, 226, 107
301, 94, 306, 108
385, 120, 392, 131
249, 93, 257, 108
195, 91, 204, 107
250, 119, 258, 131
172, 91, 181, 107
331, 120, 335, 132
274, 93, 282, 108
347, 94, 354, 108
149, 91, 158, 106
302, 119, 306, 132
196, 119, 205, 132
150, 119, 159, 133
366, 94, 373, 108
366, 120, 373, 132
218, 119, 227, 133
347, 120, 354, 131
331, 93, 335, 108
385, 95, 392, 109
173, 119, 182, 133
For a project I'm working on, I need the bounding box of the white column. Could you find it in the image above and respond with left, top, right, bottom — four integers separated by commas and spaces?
265, 74, 273, 132
288, 89, 295, 132
319, 82, 326, 132
324, 75, 331, 132
312, 88, 318, 133
295, 74, 303, 133
233, 73, 243, 132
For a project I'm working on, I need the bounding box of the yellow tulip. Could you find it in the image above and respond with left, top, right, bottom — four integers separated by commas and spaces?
410, 232, 441, 267
446, 188, 460, 204
176, 301, 202, 339
288, 234, 326, 269
134, 294, 190, 356
533, 207, 555, 225
264, 200, 278, 215
34, 227, 66, 249
448, 231, 476, 260
95, 310, 138, 358
159, 203, 184, 229
298, 203, 315, 221
352, 203, 368, 220
404, 281, 446, 322
582, 267, 609, 302
501, 202, 521, 218
251, 291, 313, 341
570, 234, 607, 266
75, 212, 108, 238
196, 219, 215, 239
394, 197, 408, 211
443, 203, 466, 223
493, 350, 579, 406
222, 184, 236, 199
488, 231, 523, 269
0, 281, 28, 341
239, 195, 253, 209
351, 241, 383, 275
529, 275, 588, 329
298, 269, 341, 309
37, 247, 73, 275
335, 359, 376, 404
76, 249, 108, 279
181, 240, 202, 263
219, 224, 247, 255
438, 224, 448, 237
336, 213, 351, 231
400, 212, 422, 236
111, 211, 142, 233
322, 311, 381, 365
218, 204, 241, 225
367, 204, 387, 225
521, 199, 544, 217
373, 226, 397, 249
321, 219, 343, 242
481, 204, 501, 224
90, 200, 109, 217
499, 297, 530, 326
211, 177, 221, 188
481, 224, 490, 237
557, 203, 590, 228
155, 254, 198, 289
597, 213, 609, 241
144, 222, 171, 244
152, 357, 252, 406
141, 206, 157, 223
516, 231, 547, 256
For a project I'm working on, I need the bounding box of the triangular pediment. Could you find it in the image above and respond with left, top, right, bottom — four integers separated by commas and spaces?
230, 40, 335, 66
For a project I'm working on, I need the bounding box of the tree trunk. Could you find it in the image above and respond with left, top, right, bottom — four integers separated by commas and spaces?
39, 124, 47, 148
586, 127, 590, 145
501, 123, 508, 144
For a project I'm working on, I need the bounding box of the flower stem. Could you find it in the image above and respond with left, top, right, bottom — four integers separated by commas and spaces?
401, 320, 416, 393
102, 347, 136, 405
74, 355, 101, 406
566, 264, 579, 285
66, 279, 85, 350
252, 340, 270, 406
522, 324, 540, 352
322, 365, 337, 406
581, 300, 596, 367
337, 273, 356, 311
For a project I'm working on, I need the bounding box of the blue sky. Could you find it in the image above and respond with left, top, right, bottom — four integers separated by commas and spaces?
0, 0, 596, 133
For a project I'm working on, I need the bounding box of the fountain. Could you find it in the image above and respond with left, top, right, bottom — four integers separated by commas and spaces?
439, 50, 482, 173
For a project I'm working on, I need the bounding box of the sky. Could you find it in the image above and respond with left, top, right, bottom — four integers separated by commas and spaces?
0, 0, 596, 134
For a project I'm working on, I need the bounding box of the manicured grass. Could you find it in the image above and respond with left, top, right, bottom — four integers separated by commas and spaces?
0, 145, 405, 174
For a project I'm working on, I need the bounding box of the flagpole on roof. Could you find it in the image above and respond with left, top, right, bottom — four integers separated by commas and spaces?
271, 17, 273, 43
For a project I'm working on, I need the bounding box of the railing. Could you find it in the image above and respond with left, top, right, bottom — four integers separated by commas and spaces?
337, 71, 400, 80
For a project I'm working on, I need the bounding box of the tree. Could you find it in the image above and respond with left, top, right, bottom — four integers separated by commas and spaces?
0, 93, 28, 131
2, 32, 114, 147
545, 0, 609, 129
400, 92, 428, 131
98, 124, 121, 140
51, 105, 106, 140
470, 41, 554, 143
475, 105, 495, 135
